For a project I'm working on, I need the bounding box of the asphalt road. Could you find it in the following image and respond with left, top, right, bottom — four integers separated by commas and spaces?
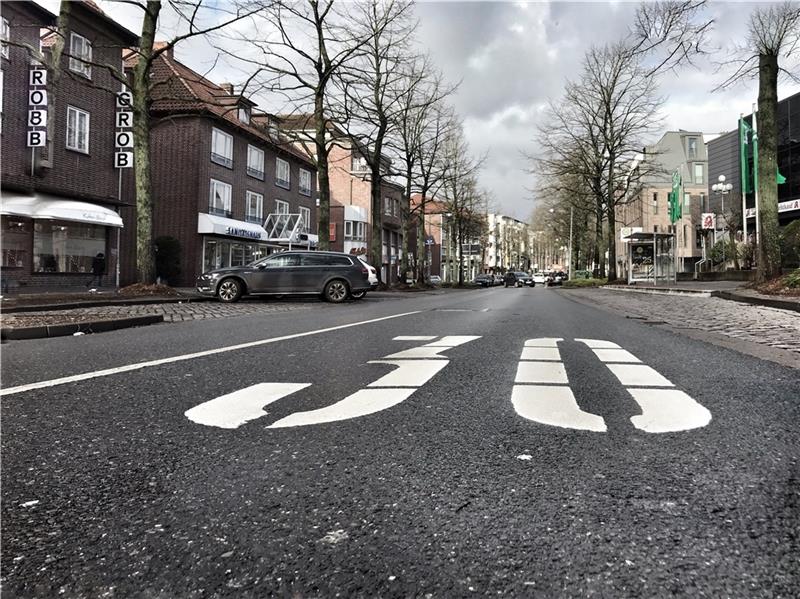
2, 287, 798, 598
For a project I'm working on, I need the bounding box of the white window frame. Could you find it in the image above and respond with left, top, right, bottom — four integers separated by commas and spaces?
694, 163, 703, 185
299, 207, 311, 232
66, 105, 90, 153
209, 179, 232, 215
247, 144, 264, 180
276, 157, 290, 189
69, 32, 92, 78
246, 191, 263, 223
356, 221, 366, 241
384, 197, 392, 216
687, 137, 698, 160
299, 168, 312, 196
211, 127, 233, 167
275, 199, 289, 214
344, 221, 354, 239
1, 18, 10, 60
238, 106, 251, 125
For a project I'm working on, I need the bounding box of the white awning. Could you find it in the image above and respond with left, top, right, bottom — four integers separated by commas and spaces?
197, 212, 269, 242
1, 192, 124, 227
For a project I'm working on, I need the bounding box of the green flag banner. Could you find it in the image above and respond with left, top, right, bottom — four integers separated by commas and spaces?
777, 169, 786, 184
739, 117, 753, 194
669, 170, 682, 223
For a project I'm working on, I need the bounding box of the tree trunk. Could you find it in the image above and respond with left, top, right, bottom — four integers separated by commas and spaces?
756, 53, 781, 282
606, 158, 618, 282
132, 0, 161, 284
41, 2, 71, 169
416, 193, 427, 285
595, 202, 605, 277
370, 162, 383, 283
315, 95, 330, 251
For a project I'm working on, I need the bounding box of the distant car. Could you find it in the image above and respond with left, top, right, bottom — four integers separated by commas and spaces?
428, 275, 442, 285
493, 274, 504, 285
197, 250, 371, 303
351, 256, 379, 299
504, 271, 533, 287
473, 274, 494, 287
532, 273, 547, 285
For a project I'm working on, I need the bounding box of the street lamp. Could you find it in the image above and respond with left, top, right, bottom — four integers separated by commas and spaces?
711, 175, 733, 266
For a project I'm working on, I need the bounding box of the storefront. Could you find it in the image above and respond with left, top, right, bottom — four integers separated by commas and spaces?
1, 192, 123, 291
198, 212, 275, 274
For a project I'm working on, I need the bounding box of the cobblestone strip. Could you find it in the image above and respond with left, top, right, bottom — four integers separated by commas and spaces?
564, 289, 800, 355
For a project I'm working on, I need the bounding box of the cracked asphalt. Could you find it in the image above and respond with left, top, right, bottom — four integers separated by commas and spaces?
1, 286, 798, 598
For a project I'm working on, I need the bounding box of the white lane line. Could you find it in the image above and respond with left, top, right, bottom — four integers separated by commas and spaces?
512, 386, 607, 432
384, 336, 480, 359
520, 347, 561, 361
575, 339, 621, 349
605, 364, 673, 387
0, 311, 422, 397
591, 349, 641, 363
185, 383, 310, 429
515, 361, 569, 384
268, 388, 416, 428
392, 336, 436, 341
627, 388, 712, 433
423, 336, 482, 348
366, 360, 449, 388
524, 338, 563, 348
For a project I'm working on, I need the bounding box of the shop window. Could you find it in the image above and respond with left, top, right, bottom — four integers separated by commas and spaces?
33, 220, 106, 273
2, 218, 29, 267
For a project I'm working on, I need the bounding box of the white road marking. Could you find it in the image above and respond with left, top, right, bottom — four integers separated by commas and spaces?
366, 360, 449, 388
520, 347, 561, 361
384, 336, 480, 359
268, 388, 416, 428
575, 339, 621, 349
605, 364, 673, 387
524, 338, 563, 348
591, 349, 641, 363
184, 383, 311, 429
392, 336, 436, 341
423, 336, 482, 347
515, 361, 569, 384
627, 388, 712, 433
0, 311, 422, 397
512, 386, 607, 432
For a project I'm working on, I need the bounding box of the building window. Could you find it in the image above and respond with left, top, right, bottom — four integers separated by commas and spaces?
209, 179, 232, 216
684, 192, 691, 207
652, 192, 658, 215
1, 18, 9, 60
69, 32, 92, 78
2, 218, 29, 267
276, 158, 290, 189
66, 105, 90, 153
351, 154, 368, 172
384, 197, 392, 216
356, 221, 366, 241
683, 224, 688, 248
246, 191, 263, 223
694, 163, 703, 184
211, 127, 233, 168
238, 106, 251, 125
247, 145, 264, 180
33, 220, 106, 273
687, 137, 698, 160
344, 221, 354, 239
394, 198, 400, 217
299, 168, 312, 196
653, 225, 659, 233
700, 192, 707, 212
299, 207, 311, 233
275, 199, 289, 216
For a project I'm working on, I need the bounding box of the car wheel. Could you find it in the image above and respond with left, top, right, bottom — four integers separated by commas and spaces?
351, 290, 367, 300
217, 278, 243, 303
324, 279, 349, 303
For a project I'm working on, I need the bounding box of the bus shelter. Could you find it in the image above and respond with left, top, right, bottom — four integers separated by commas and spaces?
624, 232, 676, 285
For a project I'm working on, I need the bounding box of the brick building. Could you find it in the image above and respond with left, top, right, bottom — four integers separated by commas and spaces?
1, 0, 138, 291
119, 48, 318, 287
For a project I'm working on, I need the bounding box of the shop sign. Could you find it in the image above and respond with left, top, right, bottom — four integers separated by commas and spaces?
115, 91, 133, 168
226, 226, 262, 240
701, 213, 715, 230
745, 200, 800, 219
620, 226, 642, 242
27, 68, 47, 147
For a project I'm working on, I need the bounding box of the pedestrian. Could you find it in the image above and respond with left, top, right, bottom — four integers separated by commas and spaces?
87, 252, 106, 288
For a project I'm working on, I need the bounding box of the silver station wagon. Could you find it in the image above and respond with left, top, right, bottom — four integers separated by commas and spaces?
196, 251, 372, 303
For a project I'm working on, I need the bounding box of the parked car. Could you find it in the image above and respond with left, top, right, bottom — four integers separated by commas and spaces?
352, 256, 379, 299
196, 251, 371, 303
429, 275, 442, 285
493, 274, 505, 285
504, 271, 533, 287
473, 273, 495, 287
532, 273, 547, 285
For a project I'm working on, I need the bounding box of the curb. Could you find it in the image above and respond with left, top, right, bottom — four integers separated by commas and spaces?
712, 290, 800, 313
1, 296, 210, 314
1, 314, 165, 341
601, 285, 713, 297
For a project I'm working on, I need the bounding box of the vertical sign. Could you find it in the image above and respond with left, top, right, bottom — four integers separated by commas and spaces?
115, 91, 133, 168
27, 68, 47, 147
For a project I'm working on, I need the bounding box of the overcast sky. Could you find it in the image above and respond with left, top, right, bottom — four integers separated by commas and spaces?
39, 0, 800, 221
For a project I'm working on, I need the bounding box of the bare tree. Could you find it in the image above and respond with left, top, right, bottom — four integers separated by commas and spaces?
220, 0, 367, 250
336, 0, 417, 278
716, 2, 800, 281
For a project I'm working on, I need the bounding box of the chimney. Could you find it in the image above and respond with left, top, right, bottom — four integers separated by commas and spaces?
220, 83, 234, 96
153, 41, 173, 59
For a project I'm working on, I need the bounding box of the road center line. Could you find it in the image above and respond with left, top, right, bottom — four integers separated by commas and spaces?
0, 310, 422, 397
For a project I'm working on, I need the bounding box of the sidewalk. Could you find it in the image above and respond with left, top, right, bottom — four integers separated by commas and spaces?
0, 287, 208, 313
602, 281, 800, 313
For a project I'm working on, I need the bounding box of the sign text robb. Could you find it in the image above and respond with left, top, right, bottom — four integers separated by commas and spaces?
27, 68, 47, 148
